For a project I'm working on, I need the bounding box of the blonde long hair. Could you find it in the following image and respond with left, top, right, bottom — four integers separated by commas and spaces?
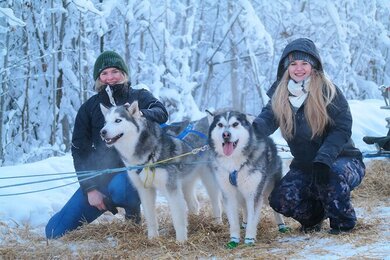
94, 71, 129, 92
271, 69, 336, 140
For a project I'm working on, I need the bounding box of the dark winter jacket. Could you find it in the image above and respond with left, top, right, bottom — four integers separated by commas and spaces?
71, 83, 168, 193
253, 38, 362, 171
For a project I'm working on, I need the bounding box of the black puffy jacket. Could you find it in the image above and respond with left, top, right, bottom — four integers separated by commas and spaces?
71, 83, 168, 193
253, 38, 362, 171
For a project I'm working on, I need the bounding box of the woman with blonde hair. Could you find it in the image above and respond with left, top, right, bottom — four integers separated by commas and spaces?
253, 38, 365, 234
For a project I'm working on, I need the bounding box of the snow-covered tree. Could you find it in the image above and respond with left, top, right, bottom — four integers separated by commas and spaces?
0, 0, 389, 165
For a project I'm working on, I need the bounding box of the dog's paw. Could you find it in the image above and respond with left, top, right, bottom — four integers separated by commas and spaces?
225, 237, 240, 249
244, 237, 255, 246
278, 224, 291, 233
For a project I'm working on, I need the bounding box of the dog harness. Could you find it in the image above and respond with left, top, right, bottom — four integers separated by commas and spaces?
162, 122, 208, 149
135, 151, 156, 174
176, 122, 208, 140
229, 170, 238, 186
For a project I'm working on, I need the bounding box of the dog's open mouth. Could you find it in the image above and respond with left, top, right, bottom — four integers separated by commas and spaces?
103, 133, 123, 145
222, 140, 238, 156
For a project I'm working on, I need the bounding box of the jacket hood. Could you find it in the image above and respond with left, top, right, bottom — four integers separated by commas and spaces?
276, 38, 323, 81
267, 38, 323, 98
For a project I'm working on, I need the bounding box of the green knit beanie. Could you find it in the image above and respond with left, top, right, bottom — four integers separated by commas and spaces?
93, 51, 129, 80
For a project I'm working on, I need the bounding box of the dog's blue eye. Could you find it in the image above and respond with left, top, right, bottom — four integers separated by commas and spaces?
232, 122, 239, 127
217, 123, 223, 128
115, 119, 122, 123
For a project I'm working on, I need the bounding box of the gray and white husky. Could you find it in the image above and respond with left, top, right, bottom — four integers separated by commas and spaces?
208, 110, 287, 247
100, 102, 221, 242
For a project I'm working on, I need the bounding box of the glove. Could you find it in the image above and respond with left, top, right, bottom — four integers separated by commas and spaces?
103, 197, 118, 215
312, 162, 330, 185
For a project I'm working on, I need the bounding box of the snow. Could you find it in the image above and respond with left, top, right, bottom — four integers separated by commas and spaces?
0, 7, 26, 27
0, 99, 389, 258
72, 0, 102, 15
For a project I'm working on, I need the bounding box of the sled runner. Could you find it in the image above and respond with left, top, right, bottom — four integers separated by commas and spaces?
362, 85, 390, 158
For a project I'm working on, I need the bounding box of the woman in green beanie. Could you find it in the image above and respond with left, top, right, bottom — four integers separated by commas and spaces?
46, 51, 168, 239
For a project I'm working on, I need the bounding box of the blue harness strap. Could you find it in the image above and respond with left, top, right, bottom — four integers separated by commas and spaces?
229, 170, 238, 186
160, 122, 182, 128
176, 122, 208, 140
161, 122, 208, 149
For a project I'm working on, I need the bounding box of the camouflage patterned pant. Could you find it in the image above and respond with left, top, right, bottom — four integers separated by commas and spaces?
269, 157, 365, 229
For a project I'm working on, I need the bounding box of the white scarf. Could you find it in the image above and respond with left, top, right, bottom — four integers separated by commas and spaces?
288, 77, 310, 108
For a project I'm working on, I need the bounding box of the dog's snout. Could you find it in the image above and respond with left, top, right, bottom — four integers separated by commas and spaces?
100, 129, 107, 137
223, 131, 231, 140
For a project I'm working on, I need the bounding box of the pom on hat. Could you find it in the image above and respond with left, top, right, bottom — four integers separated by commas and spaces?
283, 51, 319, 70
93, 51, 129, 80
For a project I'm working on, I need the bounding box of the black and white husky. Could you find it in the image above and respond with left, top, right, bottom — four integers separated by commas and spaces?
100, 102, 221, 242
208, 110, 287, 247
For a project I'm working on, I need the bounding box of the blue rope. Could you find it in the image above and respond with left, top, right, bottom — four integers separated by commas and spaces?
0, 173, 91, 189
0, 158, 214, 196
0, 173, 97, 197
0, 166, 131, 181
0, 165, 142, 197
0, 171, 77, 180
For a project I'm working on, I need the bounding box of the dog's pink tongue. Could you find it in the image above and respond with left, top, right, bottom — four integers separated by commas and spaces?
223, 142, 234, 156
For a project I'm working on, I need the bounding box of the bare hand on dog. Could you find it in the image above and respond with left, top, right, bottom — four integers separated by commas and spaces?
87, 190, 106, 211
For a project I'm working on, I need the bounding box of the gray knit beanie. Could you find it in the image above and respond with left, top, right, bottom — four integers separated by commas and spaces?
283, 51, 319, 70
93, 51, 129, 80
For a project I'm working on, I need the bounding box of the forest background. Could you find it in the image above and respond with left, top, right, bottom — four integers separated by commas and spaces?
0, 0, 389, 166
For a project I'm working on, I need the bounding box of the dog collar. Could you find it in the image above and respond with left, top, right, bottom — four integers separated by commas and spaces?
228, 161, 247, 187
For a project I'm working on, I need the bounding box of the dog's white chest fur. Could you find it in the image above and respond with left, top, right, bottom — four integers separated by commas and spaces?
214, 155, 262, 190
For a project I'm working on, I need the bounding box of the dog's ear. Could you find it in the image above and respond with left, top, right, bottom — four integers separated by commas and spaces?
124, 101, 140, 117
246, 114, 256, 124
100, 103, 110, 117
205, 109, 215, 125
123, 102, 131, 110
205, 109, 214, 116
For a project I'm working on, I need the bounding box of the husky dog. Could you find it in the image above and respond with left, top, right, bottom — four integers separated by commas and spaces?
100, 102, 221, 242
208, 110, 287, 248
